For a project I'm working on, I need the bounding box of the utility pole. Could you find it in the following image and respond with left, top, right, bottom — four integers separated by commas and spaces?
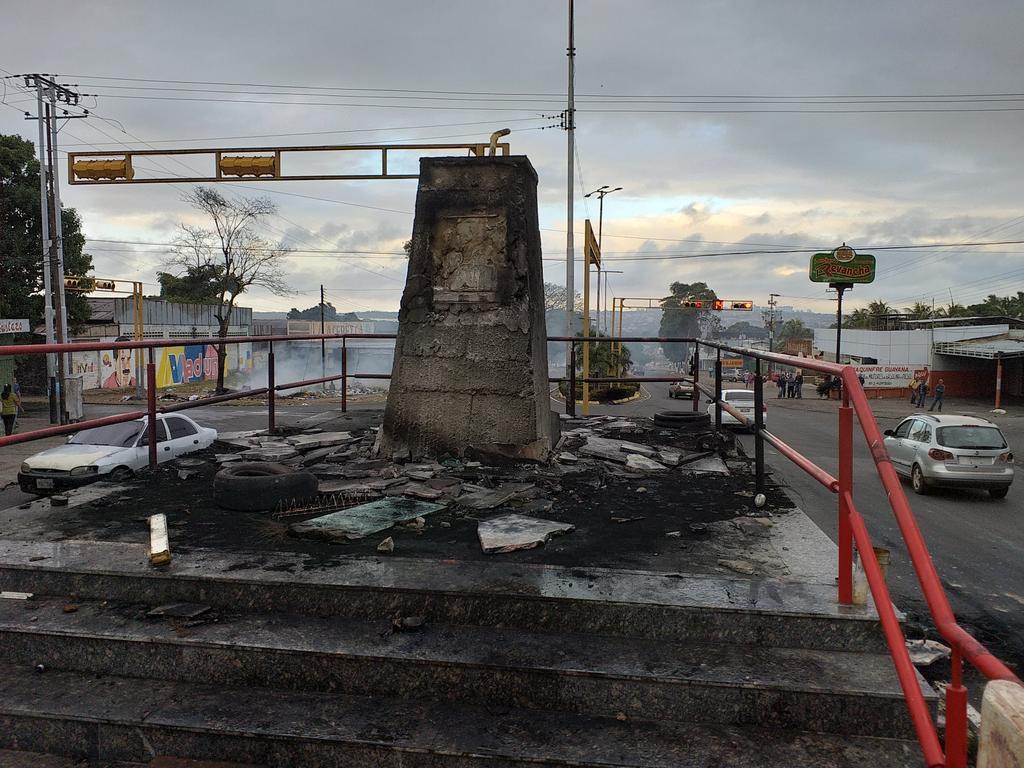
564, 0, 576, 377
320, 284, 327, 392
766, 293, 779, 353
584, 185, 622, 334
25, 74, 85, 424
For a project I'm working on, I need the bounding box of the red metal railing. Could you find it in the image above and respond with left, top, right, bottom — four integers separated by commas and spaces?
2, 331, 1021, 766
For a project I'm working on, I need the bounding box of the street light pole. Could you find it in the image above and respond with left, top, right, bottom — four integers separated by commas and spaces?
584, 186, 621, 334
564, 0, 576, 382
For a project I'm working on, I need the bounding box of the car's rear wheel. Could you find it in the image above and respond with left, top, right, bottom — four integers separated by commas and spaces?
911, 464, 929, 495
109, 466, 133, 482
989, 487, 1009, 500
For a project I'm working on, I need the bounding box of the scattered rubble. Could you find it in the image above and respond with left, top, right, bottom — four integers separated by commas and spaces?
147, 602, 211, 619
477, 514, 575, 553
625, 454, 667, 472
377, 536, 395, 553
289, 498, 446, 541
906, 638, 952, 666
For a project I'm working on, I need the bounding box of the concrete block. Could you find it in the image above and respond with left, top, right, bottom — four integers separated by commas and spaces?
978, 680, 1024, 768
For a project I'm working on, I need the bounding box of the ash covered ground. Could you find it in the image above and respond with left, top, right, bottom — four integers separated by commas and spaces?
4, 409, 804, 576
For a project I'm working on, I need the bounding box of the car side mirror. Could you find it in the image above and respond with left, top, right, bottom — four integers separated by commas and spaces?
883, 429, 894, 437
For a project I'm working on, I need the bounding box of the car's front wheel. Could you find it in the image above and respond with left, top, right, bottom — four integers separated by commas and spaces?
989, 487, 1009, 500
109, 466, 133, 482
911, 464, 929, 495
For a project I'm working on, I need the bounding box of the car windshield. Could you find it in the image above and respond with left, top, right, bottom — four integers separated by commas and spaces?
726, 391, 754, 402
936, 425, 1007, 450
69, 421, 144, 447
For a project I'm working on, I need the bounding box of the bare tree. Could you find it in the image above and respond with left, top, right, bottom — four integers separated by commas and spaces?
170, 187, 293, 393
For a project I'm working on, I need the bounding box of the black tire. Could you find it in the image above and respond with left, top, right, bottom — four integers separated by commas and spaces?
989, 487, 1009, 499
911, 464, 930, 495
654, 411, 711, 430
109, 466, 133, 482
214, 462, 319, 512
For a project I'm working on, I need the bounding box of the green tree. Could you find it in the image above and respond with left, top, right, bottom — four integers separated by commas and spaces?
157, 263, 223, 303
777, 318, 813, 348
845, 300, 896, 329
658, 281, 717, 366
903, 301, 934, 320
288, 302, 338, 321
721, 320, 768, 339
965, 293, 1024, 318
934, 301, 971, 319
0, 134, 93, 331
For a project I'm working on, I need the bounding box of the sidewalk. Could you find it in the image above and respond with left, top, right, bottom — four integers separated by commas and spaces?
767, 392, 1024, 423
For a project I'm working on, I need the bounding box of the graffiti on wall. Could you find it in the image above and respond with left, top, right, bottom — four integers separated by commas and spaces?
101, 348, 136, 389
156, 344, 219, 387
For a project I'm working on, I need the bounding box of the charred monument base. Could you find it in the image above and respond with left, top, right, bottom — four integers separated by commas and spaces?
380, 156, 553, 461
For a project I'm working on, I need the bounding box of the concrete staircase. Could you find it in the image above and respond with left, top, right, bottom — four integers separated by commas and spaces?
0, 539, 935, 767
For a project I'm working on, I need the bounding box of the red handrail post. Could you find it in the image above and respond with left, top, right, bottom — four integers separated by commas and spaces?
267, 342, 276, 435
691, 344, 701, 412
946, 649, 968, 768
838, 387, 854, 604
568, 342, 577, 417
754, 358, 765, 495
341, 337, 348, 413
146, 349, 157, 469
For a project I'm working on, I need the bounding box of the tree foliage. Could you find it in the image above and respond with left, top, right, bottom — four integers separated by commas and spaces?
168, 187, 293, 392
720, 321, 768, 339
845, 300, 896, 329
157, 263, 223, 304
658, 281, 717, 365
777, 318, 813, 348
0, 134, 93, 331
288, 302, 338, 321
543, 282, 583, 312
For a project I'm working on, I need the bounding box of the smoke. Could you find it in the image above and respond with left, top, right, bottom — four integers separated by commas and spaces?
240, 339, 396, 394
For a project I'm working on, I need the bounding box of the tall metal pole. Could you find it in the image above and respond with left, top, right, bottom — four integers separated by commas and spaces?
35, 81, 57, 423
595, 193, 602, 334
835, 286, 846, 364
43, 101, 67, 423
564, 0, 576, 379
47, 91, 71, 381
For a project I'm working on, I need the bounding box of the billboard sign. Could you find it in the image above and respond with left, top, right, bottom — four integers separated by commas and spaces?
0, 319, 30, 334
852, 364, 921, 389
809, 252, 876, 284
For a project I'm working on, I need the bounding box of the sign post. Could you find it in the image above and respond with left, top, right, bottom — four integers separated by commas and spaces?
582, 220, 601, 416
809, 244, 876, 364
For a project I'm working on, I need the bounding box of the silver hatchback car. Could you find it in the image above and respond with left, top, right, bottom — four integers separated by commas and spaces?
883, 414, 1014, 499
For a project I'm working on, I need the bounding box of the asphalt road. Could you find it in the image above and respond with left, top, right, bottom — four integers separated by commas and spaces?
571, 374, 1024, 676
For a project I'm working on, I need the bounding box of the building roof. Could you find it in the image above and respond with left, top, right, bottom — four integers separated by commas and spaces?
933, 336, 1024, 359
900, 315, 1024, 329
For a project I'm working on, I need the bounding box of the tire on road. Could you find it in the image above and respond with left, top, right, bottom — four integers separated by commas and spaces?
213, 462, 319, 512
653, 410, 711, 430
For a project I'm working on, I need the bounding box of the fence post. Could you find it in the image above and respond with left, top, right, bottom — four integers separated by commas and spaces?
714, 349, 722, 431
691, 343, 700, 412
945, 649, 968, 768
267, 341, 276, 435
754, 358, 764, 495
568, 341, 577, 418
146, 348, 157, 469
838, 387, 854, 604
341, 337, 348, 413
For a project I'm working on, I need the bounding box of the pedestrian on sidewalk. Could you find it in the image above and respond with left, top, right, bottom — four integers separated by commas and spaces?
915, 379, 929, 409
795, 373, 803, 399
776, 374, 785, 399
929, 379, 945, 412
1, 384, 19, 436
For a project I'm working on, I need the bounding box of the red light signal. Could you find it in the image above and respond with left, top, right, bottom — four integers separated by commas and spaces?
712, 299, 724, 311
682, 300, 704, 309
730, 300, 754, 311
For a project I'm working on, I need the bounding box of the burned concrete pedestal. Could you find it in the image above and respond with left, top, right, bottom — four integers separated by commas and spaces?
380, 156, 552, 461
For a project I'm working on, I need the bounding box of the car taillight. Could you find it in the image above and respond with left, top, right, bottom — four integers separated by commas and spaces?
999, 452, 1014, 462
928, 448, 954, 461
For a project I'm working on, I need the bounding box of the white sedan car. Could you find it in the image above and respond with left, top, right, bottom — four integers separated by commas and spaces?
707, 388, 767, 428
18, 414, 216, 494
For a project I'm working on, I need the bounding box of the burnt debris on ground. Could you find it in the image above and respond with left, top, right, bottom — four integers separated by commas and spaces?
0, 409, 798, 574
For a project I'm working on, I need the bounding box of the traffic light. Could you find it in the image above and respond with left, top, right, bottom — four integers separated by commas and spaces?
682, 300, 704, 309
730, 300, 754, 311
219, 154, 278, 178
71, 157, 134, 181
64, 277, 116, 292
712, 299, 725, 311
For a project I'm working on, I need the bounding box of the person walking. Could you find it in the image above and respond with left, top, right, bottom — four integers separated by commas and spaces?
1, 384, 19, 436
915, 379, 929, 409
929, 379, 946, 412
795, 372, 803, 399
776, 374, 785, 399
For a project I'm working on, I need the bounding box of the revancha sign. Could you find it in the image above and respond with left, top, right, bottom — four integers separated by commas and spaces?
808, 251, 876, 284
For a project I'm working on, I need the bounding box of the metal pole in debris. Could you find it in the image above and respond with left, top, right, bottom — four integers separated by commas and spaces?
838, 386, 854, 604
568, 341, 577, 417
714, 349, 722, 431
267, 341, 276, 434
564, 0, 576, 382
320, 284, 327, 392
754, 358, 765, 495
690, 344, 700, 412
341, 337, 348, 413
146, 348, 157, 469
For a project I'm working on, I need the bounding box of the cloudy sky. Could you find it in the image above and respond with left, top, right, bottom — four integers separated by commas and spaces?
3, 1, 1024, 317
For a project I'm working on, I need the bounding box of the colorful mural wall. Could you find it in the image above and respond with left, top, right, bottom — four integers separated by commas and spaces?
70, 342, 252, 390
